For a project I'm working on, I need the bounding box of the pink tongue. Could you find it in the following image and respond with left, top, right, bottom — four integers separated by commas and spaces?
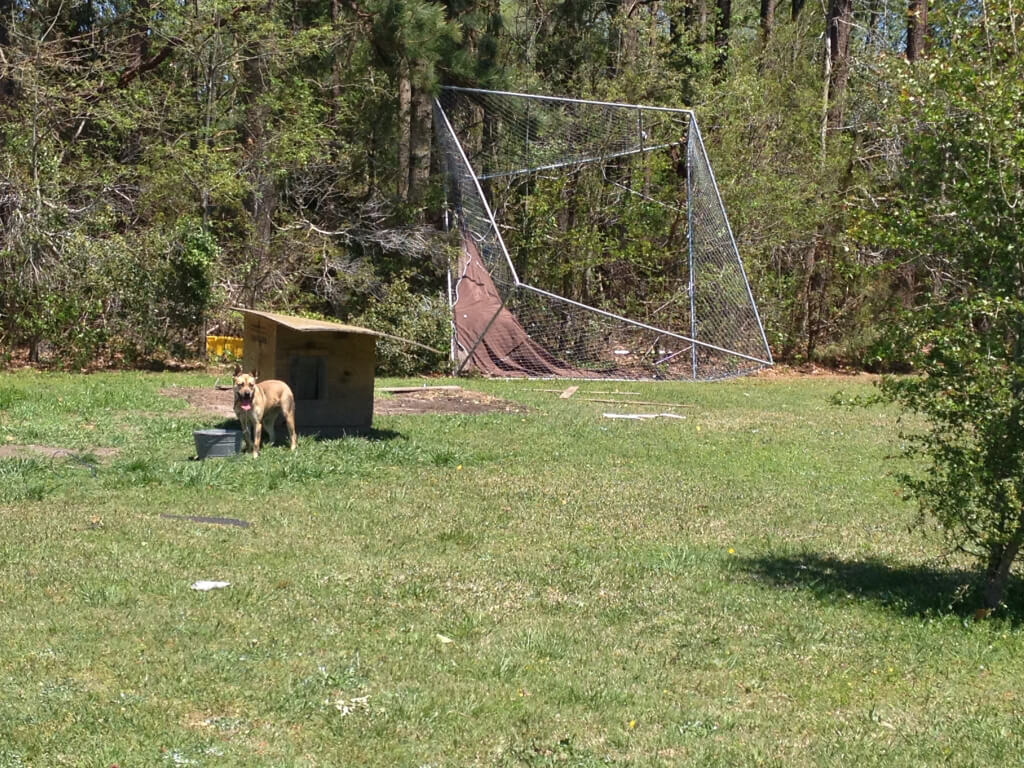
240, 403, 252, 411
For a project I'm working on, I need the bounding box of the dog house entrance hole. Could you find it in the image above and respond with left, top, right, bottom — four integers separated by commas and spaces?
290, 354, 327, 401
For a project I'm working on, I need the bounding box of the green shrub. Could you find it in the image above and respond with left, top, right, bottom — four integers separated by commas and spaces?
352, 275, 449, 376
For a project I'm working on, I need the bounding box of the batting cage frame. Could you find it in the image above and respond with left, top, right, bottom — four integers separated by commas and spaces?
435, 86, 772, 381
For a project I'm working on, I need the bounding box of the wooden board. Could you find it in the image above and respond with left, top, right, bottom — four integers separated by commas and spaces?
376, 386, 463, 394
583, 398, 693, 408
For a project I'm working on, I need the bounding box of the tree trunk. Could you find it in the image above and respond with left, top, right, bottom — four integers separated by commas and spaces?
481, 0, 502, 79
239, 1, 278, 307
760, 0, 777, 42
821, 30, 831, 158
825, 0, 853, 132
0, 0, 17, 102
984, 532, 1023, 609
128, 0, 151, 70
407, 65, 432, 211
684, 0, 710, 44
606, 0, 643, 78
397, 61, 411, 201
906, 0, 927, 62
329, 0, 343, 132
606, 0, 623, 77
863, 0, 883, 49
792, 0, 806, 21
714, 0, 731, 70
800, 241, 816, 360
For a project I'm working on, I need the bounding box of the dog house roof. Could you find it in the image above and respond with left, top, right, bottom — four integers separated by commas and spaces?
233, 308, 442, 355
233, 308, 381, 335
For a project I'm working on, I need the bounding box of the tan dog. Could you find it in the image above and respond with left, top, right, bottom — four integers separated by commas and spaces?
232, 366, 297, 458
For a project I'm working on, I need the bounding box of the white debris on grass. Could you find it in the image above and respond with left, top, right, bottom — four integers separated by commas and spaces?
163, 752, 197, 766
325, 695, 370, 717
190, 580, 231, 591
601, 412, 686, 420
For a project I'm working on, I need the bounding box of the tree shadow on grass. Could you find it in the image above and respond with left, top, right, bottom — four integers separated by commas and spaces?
306, 427, 403, 442
209, 418, 401, 443
738, 552, 1024, 624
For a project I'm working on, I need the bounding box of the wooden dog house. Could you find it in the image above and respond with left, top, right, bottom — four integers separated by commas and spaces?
234, 308, 379, 436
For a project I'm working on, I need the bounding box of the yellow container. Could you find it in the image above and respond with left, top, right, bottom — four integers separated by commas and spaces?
206, 335, 244, 357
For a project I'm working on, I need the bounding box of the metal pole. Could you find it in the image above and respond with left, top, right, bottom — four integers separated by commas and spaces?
452, 270, 511, 376
687, 116, 698, 380
477, 142, 681, 181
689, 117, 774, 365
521, 285, 773, 366
441, 85, 695, 117
434, 97, 521, 287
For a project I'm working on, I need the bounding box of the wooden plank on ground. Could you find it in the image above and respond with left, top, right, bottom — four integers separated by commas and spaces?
583, 398, 693, 408
559, 385, 579, 399
377, 386, 462, 393
538, 388, 641, 395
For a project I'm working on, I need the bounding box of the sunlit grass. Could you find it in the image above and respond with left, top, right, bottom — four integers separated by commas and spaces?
0, 369, 1020, 766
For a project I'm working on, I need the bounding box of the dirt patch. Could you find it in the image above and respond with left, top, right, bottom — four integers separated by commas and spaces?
755, 364, 879, 381
162, 386, 236, 419
0, 444, 119, 460
160, 386, 526, 417
374, 388, 527, 415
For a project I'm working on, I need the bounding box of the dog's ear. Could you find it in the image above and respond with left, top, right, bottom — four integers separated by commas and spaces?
233, 364, 242, 377
251, 369, 259, 380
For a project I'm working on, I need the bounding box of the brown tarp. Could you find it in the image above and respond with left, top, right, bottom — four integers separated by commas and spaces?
453, 236, 583, 377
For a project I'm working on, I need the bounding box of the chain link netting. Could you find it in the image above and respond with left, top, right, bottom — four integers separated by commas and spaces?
436, 87, 772, 380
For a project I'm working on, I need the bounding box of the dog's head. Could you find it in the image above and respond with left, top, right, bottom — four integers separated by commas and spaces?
232, 365, 259, 412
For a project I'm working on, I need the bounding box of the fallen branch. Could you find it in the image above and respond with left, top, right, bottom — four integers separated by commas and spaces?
377, 386, 462, 394
584, 399, 693, 408
602, 412, 687, 420
538, 389, 641, 395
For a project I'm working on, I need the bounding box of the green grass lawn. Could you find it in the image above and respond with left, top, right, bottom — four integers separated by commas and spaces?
0, 369, 1021, 767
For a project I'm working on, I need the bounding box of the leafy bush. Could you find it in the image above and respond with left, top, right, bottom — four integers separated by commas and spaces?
858, 0, 1024, 611
0, 217, 219, 367
877, 298, 1024, 610
159, 218, 218, 357
352, 275, 449, 376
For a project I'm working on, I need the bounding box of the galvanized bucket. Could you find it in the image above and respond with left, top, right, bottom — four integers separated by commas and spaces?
193, 428, 243, 459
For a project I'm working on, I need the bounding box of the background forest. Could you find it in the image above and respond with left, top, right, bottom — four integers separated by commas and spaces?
0, 0, 1021, 373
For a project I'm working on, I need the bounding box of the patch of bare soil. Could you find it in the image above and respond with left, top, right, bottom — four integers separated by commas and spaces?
159, 386, 526, 417
0, 444, 119, 460
755, 364, 879, 381
161, 386, 236, 418
374, 388, 527, 415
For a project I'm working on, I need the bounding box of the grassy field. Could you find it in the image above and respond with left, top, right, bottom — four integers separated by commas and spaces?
0, 369, 1021, 767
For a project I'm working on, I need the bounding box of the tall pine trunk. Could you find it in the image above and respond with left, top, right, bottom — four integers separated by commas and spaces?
825, 0, 853, 132
407, 63, 432, 211
906, 0, 927, 62
684, 0, 710, 44
239, 1, 278, 307
760, 0, 777, 42
329, 0, 343, 141
714, 0, 732, 70
397, 60, 412, 201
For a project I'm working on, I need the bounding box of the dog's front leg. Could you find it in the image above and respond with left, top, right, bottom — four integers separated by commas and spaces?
239, 420, 254, 454
251, 419, 262, 458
